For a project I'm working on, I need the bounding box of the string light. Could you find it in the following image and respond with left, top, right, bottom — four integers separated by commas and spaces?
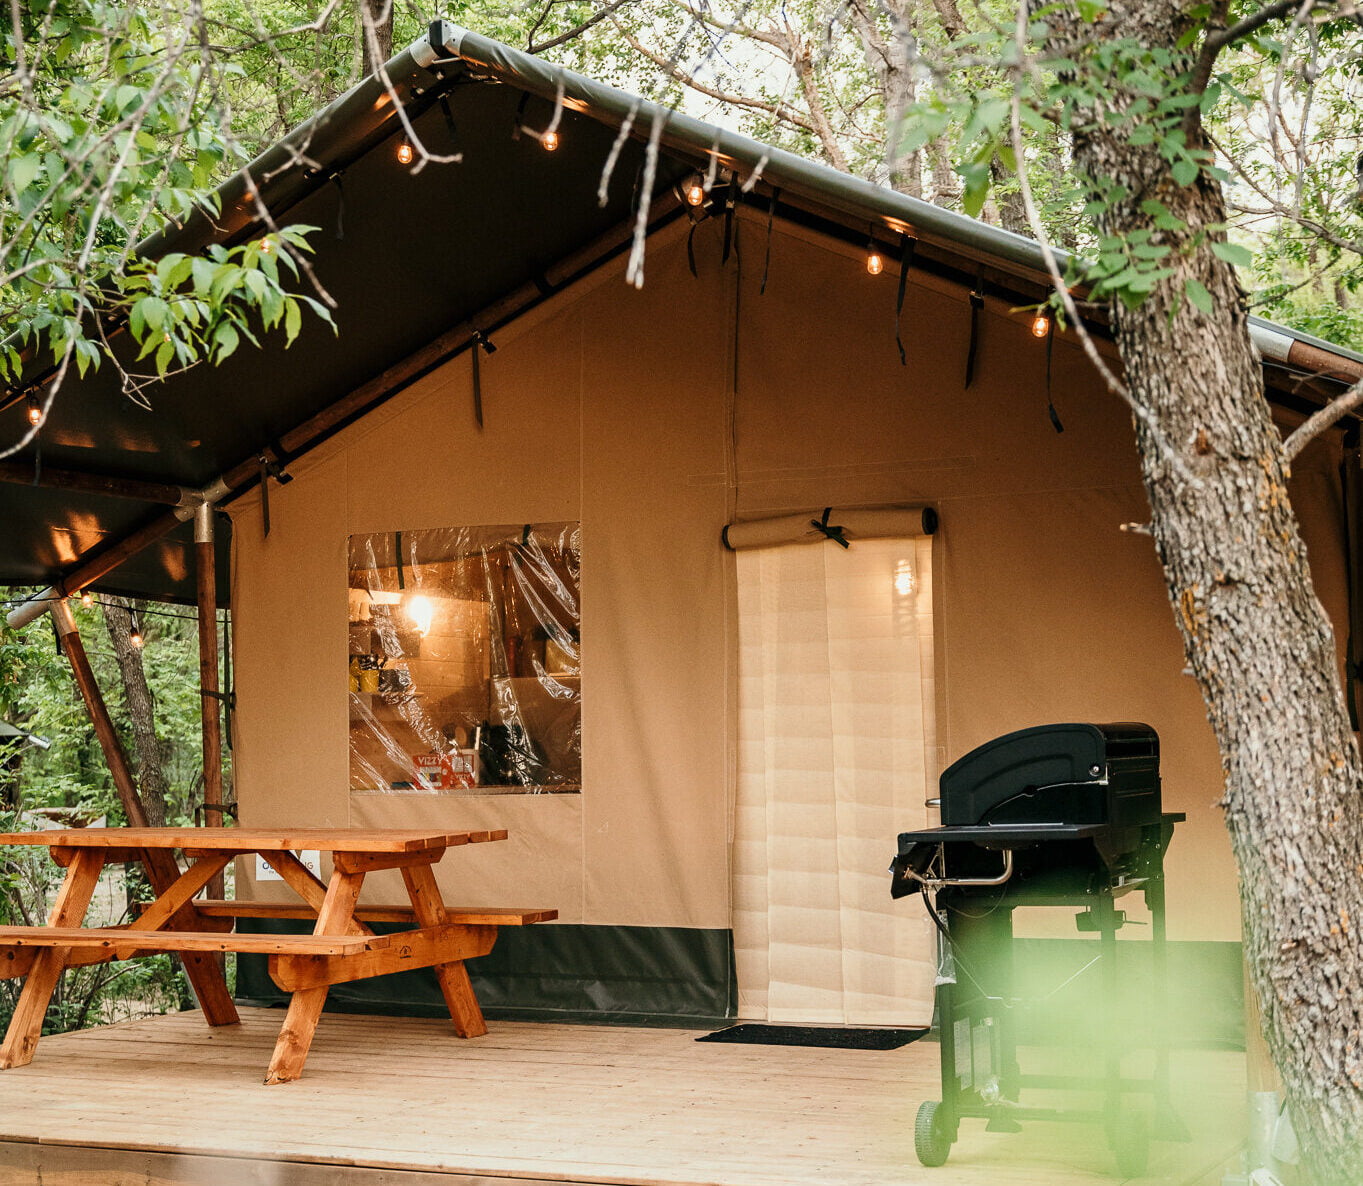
866, 245, 884, 276
26, 395, 43, 427
129, 616, 144, 648
1031, 309, 1051, 339
396, 138, 414, 165
685, 176, 706, 207
541, 129, 559, 152
80, 590, 93, 608
259, 237, 274, 254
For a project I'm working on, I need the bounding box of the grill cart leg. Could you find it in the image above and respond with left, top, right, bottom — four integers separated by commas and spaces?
1096, 894, 1151, 1178
1147, 870, 1191, 1141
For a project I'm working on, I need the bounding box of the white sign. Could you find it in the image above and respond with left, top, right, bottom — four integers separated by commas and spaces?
255, 850, 322, 882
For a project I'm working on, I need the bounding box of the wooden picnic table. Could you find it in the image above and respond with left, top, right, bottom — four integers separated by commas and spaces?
0, 827, 555, 1084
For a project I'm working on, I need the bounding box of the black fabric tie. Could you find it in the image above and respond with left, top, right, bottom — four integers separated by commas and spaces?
964, 278, 985, 389
895, 233, 916, 367
810, 507, 850, 549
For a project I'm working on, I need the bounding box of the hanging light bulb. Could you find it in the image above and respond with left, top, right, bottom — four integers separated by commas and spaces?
866, 245, 884, 276
396, 138, 414, 165
685, 176, 706, 207
404, 593, 435, 636
541, 129, 559, 152
26, 395, 43, 427
259, 236, 274, 254
80, 590, 93, 608
1031, 309, 1051, 339
129, 617, 144, 648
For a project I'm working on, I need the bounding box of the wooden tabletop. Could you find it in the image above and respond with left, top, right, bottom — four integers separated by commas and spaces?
0, 828, 508, 853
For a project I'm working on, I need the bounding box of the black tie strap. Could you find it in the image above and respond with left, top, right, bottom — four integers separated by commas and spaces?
760, 187, 780, 295
964, 277, 985, 389
895, 233, 917, 366
1044, 317, 1064, 433
471, 331, 497, 429
810, 507, 850, 548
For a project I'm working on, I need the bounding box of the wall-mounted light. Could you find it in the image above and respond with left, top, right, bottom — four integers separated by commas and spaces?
26, 395, 43, 426
396, 138, 414, 165
1031, 310, 1051, 339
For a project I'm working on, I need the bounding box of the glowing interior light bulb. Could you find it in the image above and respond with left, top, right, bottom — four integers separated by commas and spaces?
397, 139, 414, 165
26, 397, 43, 427
866, 249, 884, 276
541, 129, 559, 152
685, 180, 706, 207
404, 593, 434, 636
894, 558, 916, 597
1031, 310, 1051, 339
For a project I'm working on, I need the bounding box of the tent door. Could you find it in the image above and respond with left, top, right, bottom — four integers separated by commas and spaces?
732, 536, 937, 1026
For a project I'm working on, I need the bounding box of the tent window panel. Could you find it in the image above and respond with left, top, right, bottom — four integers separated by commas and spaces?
346, 523, 581, 795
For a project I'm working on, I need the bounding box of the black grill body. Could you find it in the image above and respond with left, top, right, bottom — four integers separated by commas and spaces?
891, 723, 1185, 1176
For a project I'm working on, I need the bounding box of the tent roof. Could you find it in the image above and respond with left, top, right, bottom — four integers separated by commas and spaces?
3, 21, 1360, 610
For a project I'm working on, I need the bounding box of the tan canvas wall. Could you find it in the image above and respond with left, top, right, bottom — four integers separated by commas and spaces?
229, 215, 1350, 943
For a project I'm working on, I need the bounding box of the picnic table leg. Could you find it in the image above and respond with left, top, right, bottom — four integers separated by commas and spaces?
264, 868, 366, 1085
139, 847, 239, 1027
401, 863, 488, 1039
0, 848, 104, 1069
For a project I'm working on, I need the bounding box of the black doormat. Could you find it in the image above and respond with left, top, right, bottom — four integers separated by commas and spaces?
696, 1024, 928, 1050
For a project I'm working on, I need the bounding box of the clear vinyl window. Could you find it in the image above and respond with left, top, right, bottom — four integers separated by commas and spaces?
347, 523, 581, 794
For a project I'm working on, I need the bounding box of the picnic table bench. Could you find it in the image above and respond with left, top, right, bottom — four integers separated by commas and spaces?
0, 827, 555, 1083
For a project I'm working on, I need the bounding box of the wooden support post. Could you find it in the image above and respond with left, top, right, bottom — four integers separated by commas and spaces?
194, 503, 225, 902
50, 600, 150, 830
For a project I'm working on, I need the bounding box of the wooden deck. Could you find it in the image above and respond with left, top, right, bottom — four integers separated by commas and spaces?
0, 1008, 1246, 1185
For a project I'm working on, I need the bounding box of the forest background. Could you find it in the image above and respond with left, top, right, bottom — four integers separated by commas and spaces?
1, 0, 1361, 1063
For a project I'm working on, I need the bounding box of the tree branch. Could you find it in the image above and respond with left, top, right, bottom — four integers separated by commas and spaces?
529, 0, 639, 54
1284, 377, 1363, 463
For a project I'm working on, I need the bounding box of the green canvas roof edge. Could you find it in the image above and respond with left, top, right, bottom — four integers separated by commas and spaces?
430, 21, 1362, 371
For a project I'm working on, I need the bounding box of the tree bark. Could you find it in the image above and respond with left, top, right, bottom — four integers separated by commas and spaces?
1051, 2, 1363, 1180
101, 599, 169, 828
359, 0, 393, 76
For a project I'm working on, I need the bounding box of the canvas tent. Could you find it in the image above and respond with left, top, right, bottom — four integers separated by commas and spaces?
3, 21, 1363, 1033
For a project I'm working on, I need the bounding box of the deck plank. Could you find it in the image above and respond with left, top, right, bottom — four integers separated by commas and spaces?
0, 1008, 1246, 1186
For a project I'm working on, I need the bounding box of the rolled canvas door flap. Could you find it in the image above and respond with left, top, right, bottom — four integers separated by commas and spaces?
723, 505, 938, 551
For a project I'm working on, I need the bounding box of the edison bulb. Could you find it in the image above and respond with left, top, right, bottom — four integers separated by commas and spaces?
80, 591, 93, 607
259, 237, 273, 254
542, 130, 559, 151
397, 139, 414, 165
686, 181, 705, 207
130, 627, 144, 648
1031, 311, 1051, 339
866, 251, 884, 276
405, 594, 435, 636
26, 399, 43, 426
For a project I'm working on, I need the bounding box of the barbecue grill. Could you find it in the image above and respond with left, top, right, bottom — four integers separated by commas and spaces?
890, 722, 1185, 1176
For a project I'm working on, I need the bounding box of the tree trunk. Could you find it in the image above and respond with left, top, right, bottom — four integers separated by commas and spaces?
359, 0, 393, 76
1051, 2, 1363, 1180
101, 599, 169, 828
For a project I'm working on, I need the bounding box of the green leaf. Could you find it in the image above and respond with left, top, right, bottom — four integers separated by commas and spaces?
1171, 157, 1199, 186
1185, 278, 1213, 315
1211, 241, 1253, 267
10, 154, 41, 195
284, 299, 302, 346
